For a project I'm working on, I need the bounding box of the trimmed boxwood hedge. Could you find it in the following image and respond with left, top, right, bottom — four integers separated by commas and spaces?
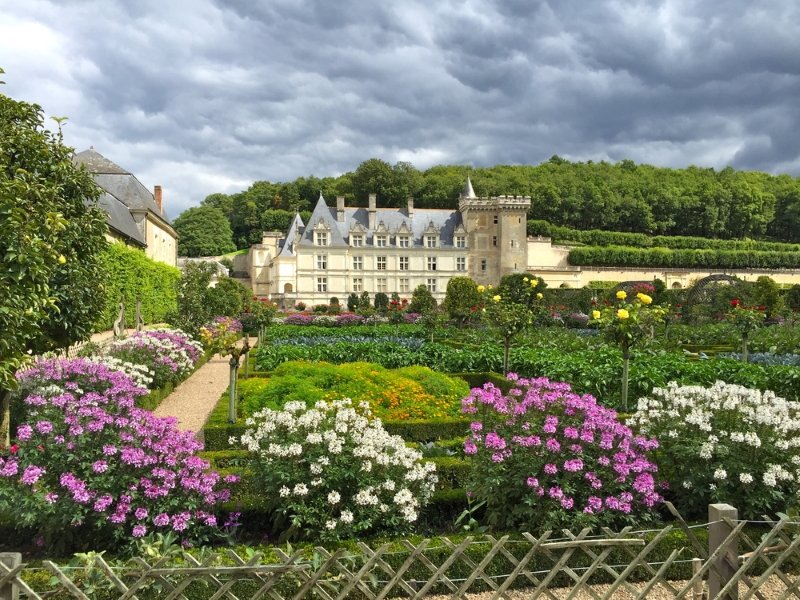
568, 245, 800, 269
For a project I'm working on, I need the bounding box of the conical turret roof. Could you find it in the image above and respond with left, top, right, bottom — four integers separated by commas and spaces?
461, 176, 476, 199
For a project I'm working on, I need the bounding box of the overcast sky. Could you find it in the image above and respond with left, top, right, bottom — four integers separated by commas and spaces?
2, 0, 799, 218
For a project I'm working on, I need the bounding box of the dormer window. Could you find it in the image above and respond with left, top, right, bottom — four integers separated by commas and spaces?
315, 232, 329, 246
375, 234, 388, 247
425, 235, 437, 248
455, 235, 466, 248
398, 235, 410, 248
351, 234, 364, 247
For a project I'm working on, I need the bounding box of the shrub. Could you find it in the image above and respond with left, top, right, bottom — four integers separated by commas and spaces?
283, 313, 315, 326
294, 302, 306, 311
443, 277, 482, 325
409, 285, 437, 314
628, 381, 800, 519
1, 359, 236, 551
335, 313, 365, 326
106, 329, 202, 388
374, 292, 389, 315
239, 398, 437, 541
199, 317, 242, 354
463, 375, 662, 530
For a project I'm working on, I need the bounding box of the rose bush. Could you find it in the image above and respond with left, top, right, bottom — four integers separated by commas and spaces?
239, 398, 437, 541
0, 358, 236, 551
628, 381, 800, 519
463, 374, 663, 530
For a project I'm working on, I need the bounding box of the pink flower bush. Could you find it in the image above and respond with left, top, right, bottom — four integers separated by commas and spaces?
0, 358, 235, 550
463, 374, 663, 530
107, 328, 202, 388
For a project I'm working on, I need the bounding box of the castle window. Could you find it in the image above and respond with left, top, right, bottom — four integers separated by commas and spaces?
376, 278, 388, 293
399, 256, 409, 271
399, 278, 410, 293
493, 215, 498, 224
353, 277, 363, 292
481, 259, 487, 272
492, 236, 497, 247
317, 277, 327, 293
353, 256, 363, 270
377, 256, 387, 270
375, 234, 387, 247
510, 240, 516, 248
426, 235, 437, 248
455, 235, 466, 248
316, 255, 327, 270
398, 235, 410, 248
427, 257, 437, 271
315, 232, 328, 246
456, 257, 466, 271
351, 235, 364, 247
426, 278, 437, 293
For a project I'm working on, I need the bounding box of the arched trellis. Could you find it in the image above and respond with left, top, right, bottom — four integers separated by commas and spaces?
686, 274, 743, 307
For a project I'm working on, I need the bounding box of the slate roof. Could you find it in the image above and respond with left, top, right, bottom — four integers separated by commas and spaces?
297, 194, 464, 248
277, 213, 306, 257
95, 192, 146, 246
73, 148, 172, 224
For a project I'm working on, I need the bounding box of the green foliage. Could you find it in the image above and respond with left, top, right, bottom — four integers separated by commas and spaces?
95, 243, 181, 331
173, 206, 236, 257
207, 276, 252, 318
169, 263, 247, 335
753, 276, 782, 317
238, 361, 468, 420
786, 285, 800, 312
347, 293, 359, 312
409, 284, 437, 314
569, 245, 800, 269
0, 78, 106, 401
443, 276, 482, 324
374, 292, 389, 314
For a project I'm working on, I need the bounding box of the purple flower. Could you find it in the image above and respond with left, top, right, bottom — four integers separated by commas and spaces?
544, 463, 558, 475
132, 525, 147, 538
16, 424, 33, 441
21, 465, 45, 486
92, 460, 108, 473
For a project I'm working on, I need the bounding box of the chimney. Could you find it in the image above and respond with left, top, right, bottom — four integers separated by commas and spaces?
368, 193, 377, 230
336, 196, 345, 222
407, 197, 414, 220
153, 185, 163, 213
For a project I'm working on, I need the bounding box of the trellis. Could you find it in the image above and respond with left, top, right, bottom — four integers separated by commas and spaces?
2, 506, 800, 600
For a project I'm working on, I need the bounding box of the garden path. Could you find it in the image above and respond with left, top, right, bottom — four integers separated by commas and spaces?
151, 350, 238, 437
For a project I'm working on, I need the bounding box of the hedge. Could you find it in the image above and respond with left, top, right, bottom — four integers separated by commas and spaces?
568, 245, 800, 269
529, 220, 800, 253
96, 242, 181, 331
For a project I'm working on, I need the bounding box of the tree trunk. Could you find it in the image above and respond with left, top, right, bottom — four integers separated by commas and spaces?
742, 332, 749, 363
621, 348, 631, 412
0, 390, 10, 448
228, 357, 239, 424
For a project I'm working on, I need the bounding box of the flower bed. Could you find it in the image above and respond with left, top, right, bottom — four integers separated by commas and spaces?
1, 358, 236, 551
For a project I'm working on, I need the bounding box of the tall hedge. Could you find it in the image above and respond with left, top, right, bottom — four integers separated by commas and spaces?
529, 220, 800, 253
95, 242, 181, 331
568, 246, 800, 269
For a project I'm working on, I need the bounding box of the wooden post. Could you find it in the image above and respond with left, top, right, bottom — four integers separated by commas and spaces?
0, 552, 21, 600
228, 356, 239, 424
692, 557, 705, 600
708, 503, 738, 600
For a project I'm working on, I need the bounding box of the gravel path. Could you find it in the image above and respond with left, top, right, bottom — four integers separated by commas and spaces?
152, 352, 234, 436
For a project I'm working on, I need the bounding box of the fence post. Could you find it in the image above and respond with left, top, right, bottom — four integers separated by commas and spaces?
0, 552, 21, 600
708, 503, 738, 600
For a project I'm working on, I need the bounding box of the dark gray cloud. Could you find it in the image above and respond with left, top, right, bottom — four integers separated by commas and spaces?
1, 0, 798, 217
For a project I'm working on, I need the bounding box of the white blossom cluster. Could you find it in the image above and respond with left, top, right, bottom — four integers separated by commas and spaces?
239, 398, 437, 537
87, 356, 154, 389
630, 381, 800, 500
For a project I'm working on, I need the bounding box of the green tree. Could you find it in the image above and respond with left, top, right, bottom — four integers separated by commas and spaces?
1, 74, 105, 445
443, 276, 482, 325
408, 284, 437, 314
174, 206, 236, 257
207, 276, 252, 318
374, 292, 389, 315
351, 158, 394, 205
169, 261, 218, 335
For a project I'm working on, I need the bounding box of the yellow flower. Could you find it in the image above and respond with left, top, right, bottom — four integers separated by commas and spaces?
637, 292, 652, 305
536, 292, 543, 300
592, 310, 601, 320
492, 295, 502, 303
57, 254, 67, 264
487, 285, 493, 290
616, 290, 627, 300
477, 285, 485, 293
523, 277, 529, 282
617, 308, 629, 320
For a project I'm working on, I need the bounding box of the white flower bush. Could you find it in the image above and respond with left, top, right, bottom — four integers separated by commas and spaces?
628, 381, 800, 518
87, 356, 154, 389
239, 398, 437, 541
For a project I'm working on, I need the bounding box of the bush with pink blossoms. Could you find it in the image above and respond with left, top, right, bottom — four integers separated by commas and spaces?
0, 358, 236, 551
463, 374, 663, 530
283, 312, 316, 325
107, 328, 202, 388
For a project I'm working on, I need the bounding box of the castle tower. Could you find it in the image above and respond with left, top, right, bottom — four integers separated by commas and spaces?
458, 177, 531, 284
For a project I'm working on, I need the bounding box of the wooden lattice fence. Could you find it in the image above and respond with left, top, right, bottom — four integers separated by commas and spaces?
2, 504, 799, 600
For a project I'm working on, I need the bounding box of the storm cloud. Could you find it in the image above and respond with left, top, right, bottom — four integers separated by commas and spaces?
1, 0, 799, 217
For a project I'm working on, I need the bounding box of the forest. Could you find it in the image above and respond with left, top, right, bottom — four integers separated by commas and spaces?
198, 157, 800, 249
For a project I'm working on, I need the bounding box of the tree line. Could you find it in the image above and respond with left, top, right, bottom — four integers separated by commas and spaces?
176, 157, 800, 255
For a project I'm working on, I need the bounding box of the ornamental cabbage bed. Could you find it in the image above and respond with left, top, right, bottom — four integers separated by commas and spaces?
0, 358, 236, 552
629, 381, 800, 519
463, 375, 662, 531
238, 398, 437, 541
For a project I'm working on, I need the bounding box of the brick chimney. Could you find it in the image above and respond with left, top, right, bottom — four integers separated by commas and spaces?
336, 196, 345, 222
407, 197, 414, 220
153, 185, 163, 214
368, 193, 377, 230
